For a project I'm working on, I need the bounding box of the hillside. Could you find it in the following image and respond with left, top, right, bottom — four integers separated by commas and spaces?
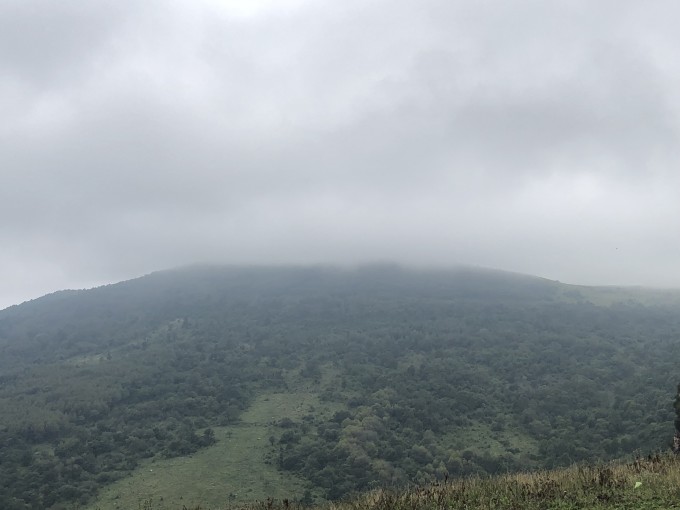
1, 265, 680, 509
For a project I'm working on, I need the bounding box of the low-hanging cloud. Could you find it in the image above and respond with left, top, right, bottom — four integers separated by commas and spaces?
2, 0, 680, 308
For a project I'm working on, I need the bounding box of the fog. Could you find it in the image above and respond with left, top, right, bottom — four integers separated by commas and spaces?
2, 0, 680, 309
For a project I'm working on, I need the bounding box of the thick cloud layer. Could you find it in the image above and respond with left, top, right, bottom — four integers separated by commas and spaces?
2, 0, 680, 308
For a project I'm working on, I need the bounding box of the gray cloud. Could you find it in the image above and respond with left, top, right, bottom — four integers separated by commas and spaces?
2, 0, 680, 308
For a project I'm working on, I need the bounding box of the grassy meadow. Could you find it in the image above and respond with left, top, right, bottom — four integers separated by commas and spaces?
86, 390, 339, 510
87, 452, 680, 510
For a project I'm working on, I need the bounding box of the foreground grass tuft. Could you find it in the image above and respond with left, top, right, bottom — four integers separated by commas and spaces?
125, 453, 680, 510
234, 454, 680, 510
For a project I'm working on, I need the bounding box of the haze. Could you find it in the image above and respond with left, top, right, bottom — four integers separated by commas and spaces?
2, 0, 680, 310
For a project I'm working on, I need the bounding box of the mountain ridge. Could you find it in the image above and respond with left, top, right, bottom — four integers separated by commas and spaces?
1, 264, 680, 509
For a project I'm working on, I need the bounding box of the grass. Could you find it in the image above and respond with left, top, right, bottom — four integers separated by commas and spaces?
557, 284, 680, 308
340, 453, 680, 510
85, 390, 339, 510
93, 452, 680, 509
261, 453, 680, 510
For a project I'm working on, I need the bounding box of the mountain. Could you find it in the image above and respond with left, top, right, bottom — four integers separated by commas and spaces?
1, 265, 680, 509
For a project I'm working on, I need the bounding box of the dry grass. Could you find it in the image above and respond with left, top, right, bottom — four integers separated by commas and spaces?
223, 454, 680, 510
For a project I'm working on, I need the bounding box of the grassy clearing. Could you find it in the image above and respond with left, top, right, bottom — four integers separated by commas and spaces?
559, 284, 680, 308
86, 391, 337, 510
96, 452, 680, 510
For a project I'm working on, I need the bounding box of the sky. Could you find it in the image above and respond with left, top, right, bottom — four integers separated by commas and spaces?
2, 0, 680, 309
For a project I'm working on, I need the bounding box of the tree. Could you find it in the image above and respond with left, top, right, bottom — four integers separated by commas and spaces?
673, 383, 680, 453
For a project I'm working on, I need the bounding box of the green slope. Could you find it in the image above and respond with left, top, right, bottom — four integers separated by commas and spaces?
86, 391, 330, 510
1, 265, 680, 509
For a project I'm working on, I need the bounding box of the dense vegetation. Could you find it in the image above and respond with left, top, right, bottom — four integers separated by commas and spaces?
1, 265, 679, 509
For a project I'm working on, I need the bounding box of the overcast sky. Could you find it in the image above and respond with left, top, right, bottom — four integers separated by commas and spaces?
2, 0, 680, 309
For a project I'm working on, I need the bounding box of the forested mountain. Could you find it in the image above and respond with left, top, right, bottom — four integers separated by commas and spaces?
1, 265, 680, 509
